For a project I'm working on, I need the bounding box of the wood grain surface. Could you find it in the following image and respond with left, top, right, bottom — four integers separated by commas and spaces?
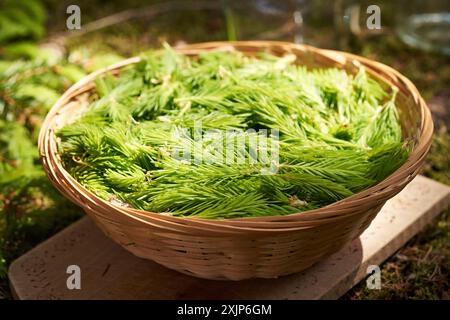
9, 175, 450, 300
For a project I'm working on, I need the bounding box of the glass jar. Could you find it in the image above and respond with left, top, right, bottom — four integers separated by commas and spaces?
395, 0, 450, 55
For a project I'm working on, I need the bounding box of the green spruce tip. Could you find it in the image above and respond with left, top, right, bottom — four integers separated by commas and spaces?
56, 46, 409, 219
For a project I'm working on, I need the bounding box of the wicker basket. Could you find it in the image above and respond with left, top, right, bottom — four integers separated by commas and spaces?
38, 41, 433, 280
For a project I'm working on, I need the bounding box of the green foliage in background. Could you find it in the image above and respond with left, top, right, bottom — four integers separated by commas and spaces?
0, 0, 46, 44
0, 0, 124, 278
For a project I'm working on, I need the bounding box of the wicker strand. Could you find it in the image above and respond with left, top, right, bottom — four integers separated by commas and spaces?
38, 41, 433, 280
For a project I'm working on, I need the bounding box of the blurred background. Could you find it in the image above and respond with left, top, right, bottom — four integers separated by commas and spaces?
0, 0, 449, 299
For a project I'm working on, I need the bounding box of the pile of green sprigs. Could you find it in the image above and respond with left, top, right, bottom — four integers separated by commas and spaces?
57, 45, 410, 219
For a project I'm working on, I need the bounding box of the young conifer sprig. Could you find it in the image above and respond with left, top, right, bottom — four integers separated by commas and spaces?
57, 46, 409, 219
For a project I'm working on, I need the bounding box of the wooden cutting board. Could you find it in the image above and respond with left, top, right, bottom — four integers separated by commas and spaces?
8, 175, 450, 300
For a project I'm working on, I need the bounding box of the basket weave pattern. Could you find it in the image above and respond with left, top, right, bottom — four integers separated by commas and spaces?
38, 41, 433, 280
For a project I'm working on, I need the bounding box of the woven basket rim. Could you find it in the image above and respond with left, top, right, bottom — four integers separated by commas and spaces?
38, 40, 433, 228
